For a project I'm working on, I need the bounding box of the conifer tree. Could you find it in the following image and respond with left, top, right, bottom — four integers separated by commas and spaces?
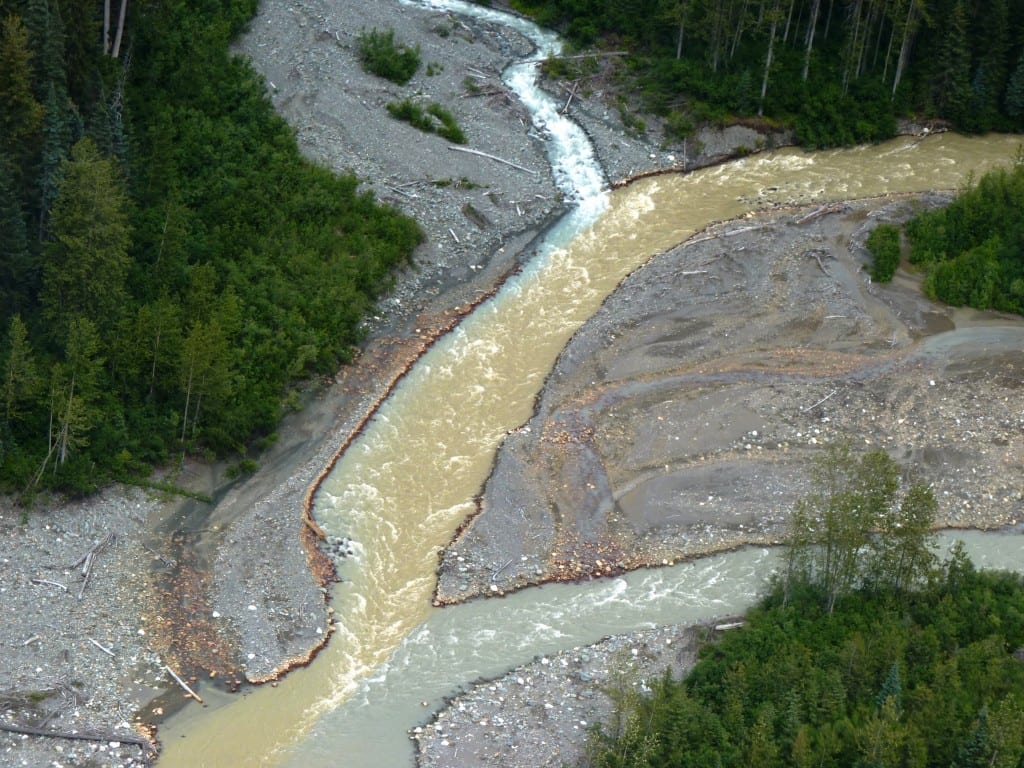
41, 137, 131, 339
1006, 51, 1024, 119
933, 0, 971, 124
0, 154, 33, 318
37, 80, 73, 240
2, 314, 38, 429
34, 315, 103, 484
0, 14, 44, 179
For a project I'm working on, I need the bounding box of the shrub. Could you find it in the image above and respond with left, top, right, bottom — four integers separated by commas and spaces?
386, 98, 434, 131
664, 109, 695, 142
357, 28, 420, 85
866, 223, 902, 283
386, 99, 467, 144
426, 103, 467, 144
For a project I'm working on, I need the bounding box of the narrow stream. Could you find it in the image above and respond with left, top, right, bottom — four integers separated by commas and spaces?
155, 2, 1024, 765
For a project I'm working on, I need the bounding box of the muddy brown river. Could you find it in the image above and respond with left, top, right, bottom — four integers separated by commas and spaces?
154, 132, 1023, 767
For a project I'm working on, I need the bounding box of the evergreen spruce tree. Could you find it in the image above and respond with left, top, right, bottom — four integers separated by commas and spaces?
2, 314, 39, 430
0, 14, 44, 181
41, 137, 132, 340
1006, 51, 1024, 120
37, 81, 73, 241
933, 0, 972, 125
0, 154, 34, 318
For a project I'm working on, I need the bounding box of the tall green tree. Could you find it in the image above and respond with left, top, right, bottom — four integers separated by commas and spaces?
41, 137, 132, 340
0, 153, 33, 318
36, 80, 73, 241
785, 446, 938, 612
0, 14, 44, 179
179, 318, 231, 444
1006, 51, 1024, 119
2, 314, 39, 429
34, 315, 104, 484
933, 0, 971, 122
870, 481, 939, 592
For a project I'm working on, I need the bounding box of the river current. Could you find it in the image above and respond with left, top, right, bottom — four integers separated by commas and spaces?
156, 1, 1024, 765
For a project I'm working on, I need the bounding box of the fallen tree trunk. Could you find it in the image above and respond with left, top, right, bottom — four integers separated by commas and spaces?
448, 146, 538, 175
0, 719, 151, 749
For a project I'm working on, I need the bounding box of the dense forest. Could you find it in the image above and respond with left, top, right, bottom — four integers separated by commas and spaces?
864, 156, 1024, 310
585, 449, 1024, 767
905, 155, 1024, 311
0, 0, 422, 495
864, 156, 1024, 313
512, 0, 1024, 145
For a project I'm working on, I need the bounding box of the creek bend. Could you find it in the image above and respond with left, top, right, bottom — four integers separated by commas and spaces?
156, 131, 1024, 766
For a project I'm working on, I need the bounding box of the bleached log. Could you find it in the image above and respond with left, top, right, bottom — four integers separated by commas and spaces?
88, 637, 116, 658
72, 533, 116, 599
801, 389, 837, 412
165, 665, 203, 704
30, 577, 68, 592
561, 80, 579, 113
714, 621, 745, 631
548, 50, 629, 60
0, 720, 150, 749
448, 146, 538, 175
795, 202, 843, 224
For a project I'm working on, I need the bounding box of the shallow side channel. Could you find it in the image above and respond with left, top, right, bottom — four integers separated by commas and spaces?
155, 133, 1023, 768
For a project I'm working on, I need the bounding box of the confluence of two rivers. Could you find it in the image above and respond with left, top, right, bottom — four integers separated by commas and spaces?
156, 132, 1024, 767
156, 4, 1024, 764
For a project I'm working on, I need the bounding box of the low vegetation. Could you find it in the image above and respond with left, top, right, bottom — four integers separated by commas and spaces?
357, 27, 421, 85
584, 447, 1024, 767
866, 224, 902, 283
386, 99, 468, 143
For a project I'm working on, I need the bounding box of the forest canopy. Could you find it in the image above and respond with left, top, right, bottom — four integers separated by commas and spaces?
0, 0, 422, 495
509, 0, 1024, 146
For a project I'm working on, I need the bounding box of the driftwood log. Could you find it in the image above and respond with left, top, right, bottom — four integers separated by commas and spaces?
447, 146, 538, 175
0, 719, 153, 752
69, 532, 116, 599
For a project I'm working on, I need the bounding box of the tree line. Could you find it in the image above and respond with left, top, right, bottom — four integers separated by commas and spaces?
584, 448, 1024, 767
511, 0, 1024, 146
0, 0, 422, 495
862, 154, 1024, 311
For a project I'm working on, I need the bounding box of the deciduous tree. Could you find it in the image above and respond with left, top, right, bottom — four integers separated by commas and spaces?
785, 445, 936, 612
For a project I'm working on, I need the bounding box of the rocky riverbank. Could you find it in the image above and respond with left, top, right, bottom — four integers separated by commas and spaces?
416, 194, 1024, 766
